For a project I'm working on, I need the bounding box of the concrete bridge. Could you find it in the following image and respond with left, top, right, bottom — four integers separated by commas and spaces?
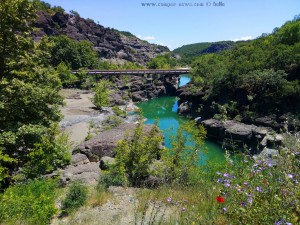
72, 69, 190, 78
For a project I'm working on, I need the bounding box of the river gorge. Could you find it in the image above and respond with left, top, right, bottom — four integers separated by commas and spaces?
138, 75, 225, 164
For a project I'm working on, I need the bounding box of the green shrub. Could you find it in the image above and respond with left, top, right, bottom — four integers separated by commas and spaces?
91, 80, 111, 110
61, 182, 88, 214
0, 178, 57, 225
112, 105, 126, 117
111, 121, 162, 186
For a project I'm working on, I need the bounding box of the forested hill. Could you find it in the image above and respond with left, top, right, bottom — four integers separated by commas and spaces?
173, 41, 237, 64
181, 15, 300, 128
31, 5, 169, 65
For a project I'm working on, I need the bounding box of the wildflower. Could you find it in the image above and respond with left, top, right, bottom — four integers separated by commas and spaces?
248, 197, 253, 205
267, 161, 272, 167
240, 202, 246, 207
217, 178, 223, 183
181, 207, 186, 212
288, 174, 293, 179
223, 173, 230, 177
216, 196, 225, 203
167, 197, 172, 203
243, 182, 249, 186
222, 207, 227, 213
224, 182, 230, 187
216, 172, 221, 175
256, 186, 262, 192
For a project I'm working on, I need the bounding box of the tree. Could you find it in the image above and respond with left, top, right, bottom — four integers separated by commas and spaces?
0, 0, 36, 76
91, 79, 111, 110
0, 0, 70, 189
147, 53, 177, 69
163, 121, 206, 184
112, 121, 163, 186
49, 35, 98, 69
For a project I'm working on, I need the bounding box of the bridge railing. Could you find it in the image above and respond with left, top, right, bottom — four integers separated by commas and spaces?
72, 69, 190, 75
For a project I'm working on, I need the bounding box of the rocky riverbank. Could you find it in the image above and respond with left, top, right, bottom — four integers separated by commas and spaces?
176, 82, 298, 157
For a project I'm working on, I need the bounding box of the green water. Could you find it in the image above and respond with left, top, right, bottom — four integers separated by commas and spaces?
137, 75, 225, 164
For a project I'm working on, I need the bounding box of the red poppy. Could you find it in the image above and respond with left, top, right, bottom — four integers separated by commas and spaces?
216, 196, 225, 203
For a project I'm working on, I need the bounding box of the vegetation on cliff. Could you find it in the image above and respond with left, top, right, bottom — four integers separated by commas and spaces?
173, 41, 237, 65
188, 16, 300, 124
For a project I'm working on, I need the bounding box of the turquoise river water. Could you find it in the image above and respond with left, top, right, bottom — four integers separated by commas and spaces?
137, 75, 225, 164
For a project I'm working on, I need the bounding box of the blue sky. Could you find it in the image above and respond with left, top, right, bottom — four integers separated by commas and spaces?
44, 0, 300, 50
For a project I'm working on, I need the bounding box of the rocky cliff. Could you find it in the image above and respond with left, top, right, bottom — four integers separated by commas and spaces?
32, 11, 169, 65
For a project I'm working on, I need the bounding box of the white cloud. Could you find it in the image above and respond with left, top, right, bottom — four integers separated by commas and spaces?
233, 36, 254, 42
143, 36, 156, 40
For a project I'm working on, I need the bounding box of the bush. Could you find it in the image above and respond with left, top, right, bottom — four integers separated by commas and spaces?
0, 178, 57, 225
110, 121, 162, 186
91, 80, 111, 110
112, 105, 126, 117
61, 182, 88, 214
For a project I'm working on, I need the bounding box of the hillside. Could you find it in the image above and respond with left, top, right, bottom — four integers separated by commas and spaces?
31, 11, 169, 65
173, 41, 237, 64
177, 16, 300, 130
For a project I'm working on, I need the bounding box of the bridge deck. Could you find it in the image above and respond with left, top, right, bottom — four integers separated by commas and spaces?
72, 69, 190, 75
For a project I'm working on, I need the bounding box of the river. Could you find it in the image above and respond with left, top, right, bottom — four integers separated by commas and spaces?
137, 75, 225, 164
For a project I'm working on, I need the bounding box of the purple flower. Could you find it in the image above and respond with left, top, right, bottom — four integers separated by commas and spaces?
222, 207, 227, 213
224, 182, 231, 187
240, 202, 247, 207
288, 174, 293, 179
267, 162, 272, 167
248, 197, 253, 205
181, 207, 186, 212
243, 182, 249, 186
167, 197, 172, 203
256, 186, 262, 192
217, 178, 223, 183
223, 173, 230, 177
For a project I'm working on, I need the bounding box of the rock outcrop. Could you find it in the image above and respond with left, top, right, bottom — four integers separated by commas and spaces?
32, 11, 169, 65
200, 119, 282, 154
112, 75, 179, 103
75, 123, 157, 160
50, 153, 100, 185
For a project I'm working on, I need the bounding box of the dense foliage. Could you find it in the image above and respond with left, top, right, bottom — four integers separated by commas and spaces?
0, 179, 57, 224
49, 35, 99, 70
190, 16, 300, 120
61, 182, 88, 214
32, 0, 65, 14
0, 0, 70, 189
173, 41, 236, 65
147, 53, 177, 69
91, 79, 112, 110
107, 121, 163, 186
104, 120, 206, 187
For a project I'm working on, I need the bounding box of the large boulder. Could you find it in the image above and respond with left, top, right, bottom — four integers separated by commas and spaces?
178, 102, 191, 116
253, 147, 280, 165
201, 119, 273, 153
75, 123, 155, 160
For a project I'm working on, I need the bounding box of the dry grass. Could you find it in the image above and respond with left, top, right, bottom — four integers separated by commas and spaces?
86, 187, 113, 208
